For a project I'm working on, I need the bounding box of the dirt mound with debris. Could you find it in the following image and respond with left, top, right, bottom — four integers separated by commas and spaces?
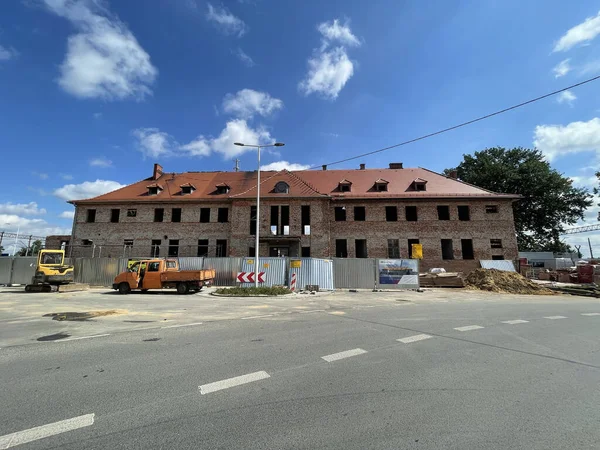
465, 269, 554, 295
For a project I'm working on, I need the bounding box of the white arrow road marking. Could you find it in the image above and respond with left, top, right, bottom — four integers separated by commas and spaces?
397, 334, 433, 344
544, 316, 567, 320
0, 414, 94, 449
501, 320, 529, 325
454, 325, 484, 332
321, 348, 367, 362
199, 371, 270, 395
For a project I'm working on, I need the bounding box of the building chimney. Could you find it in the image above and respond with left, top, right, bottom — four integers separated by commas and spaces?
322, 165, 327, 171
359, 163, 366, 170
448, 170, 458, 180
153, 163, 163, 180
389, 163, 403, 169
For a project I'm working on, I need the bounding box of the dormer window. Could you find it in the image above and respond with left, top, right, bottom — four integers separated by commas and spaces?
374, 179, 389, 192
412, 178, 427, 191
146, 183, 163, 196
180, 183, 196, 195
215, 183, 230, 194
274, 181, 289, 193
339, 179, 352, 192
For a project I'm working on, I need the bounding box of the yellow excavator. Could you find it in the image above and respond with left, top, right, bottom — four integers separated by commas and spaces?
25, 249, 74, 292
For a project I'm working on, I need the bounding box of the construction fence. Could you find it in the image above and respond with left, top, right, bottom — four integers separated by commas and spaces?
0, 256, 420, 290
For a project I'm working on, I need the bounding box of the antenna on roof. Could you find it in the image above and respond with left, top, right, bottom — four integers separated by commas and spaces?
233, 159, 240, 172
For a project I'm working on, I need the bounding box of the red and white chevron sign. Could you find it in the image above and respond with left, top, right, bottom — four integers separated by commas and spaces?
237, 272, 266, 283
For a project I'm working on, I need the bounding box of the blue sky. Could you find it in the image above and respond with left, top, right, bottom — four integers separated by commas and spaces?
1, 0, 600, 254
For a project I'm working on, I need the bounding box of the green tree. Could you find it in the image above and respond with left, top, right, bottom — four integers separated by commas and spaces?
445, 147, 592, 252
17, 240, 43, 256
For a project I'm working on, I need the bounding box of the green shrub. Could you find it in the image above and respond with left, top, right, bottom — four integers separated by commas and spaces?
214, 286, 292, 296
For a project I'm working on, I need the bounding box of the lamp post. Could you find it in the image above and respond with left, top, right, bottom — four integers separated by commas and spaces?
234, 142, 285, 287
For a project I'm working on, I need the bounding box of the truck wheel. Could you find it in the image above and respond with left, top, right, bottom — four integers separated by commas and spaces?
176, 283, 189, 295
118, 282, 131, 295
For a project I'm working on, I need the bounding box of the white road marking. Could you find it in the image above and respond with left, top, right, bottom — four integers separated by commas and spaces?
300, 310, 325, 314
241, 315, 273, 320
199, 371, 270, 395
397, 334, 433, 344
54, 334, 110, 342
501, 320, 529, 325
581, 313, 600, 316
454, 325, 484, 332
321, 348, 367, 362
544, 316, 567, 320
161, 322, 203, 329
0, 413, 94, 449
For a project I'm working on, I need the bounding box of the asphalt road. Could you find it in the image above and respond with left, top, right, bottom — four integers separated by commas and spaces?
1, 294, 600, 449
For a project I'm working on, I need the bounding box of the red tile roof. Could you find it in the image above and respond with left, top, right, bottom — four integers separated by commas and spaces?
70, 167, 519, 204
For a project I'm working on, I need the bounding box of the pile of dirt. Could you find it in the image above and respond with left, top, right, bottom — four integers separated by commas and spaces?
465, 269, 554, 295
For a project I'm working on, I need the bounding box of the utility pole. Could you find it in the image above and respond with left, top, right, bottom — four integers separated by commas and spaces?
589, 238, 594, 259
25, 235, 32, 257
233, 159, 240, 172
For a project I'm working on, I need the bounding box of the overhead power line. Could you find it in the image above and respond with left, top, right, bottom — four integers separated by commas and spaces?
309, 74, 600, 170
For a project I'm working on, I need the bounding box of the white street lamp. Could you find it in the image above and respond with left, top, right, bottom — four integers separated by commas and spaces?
234, 142, 285, 287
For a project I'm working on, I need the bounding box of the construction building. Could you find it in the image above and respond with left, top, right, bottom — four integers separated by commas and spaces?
65, 163, 519, 272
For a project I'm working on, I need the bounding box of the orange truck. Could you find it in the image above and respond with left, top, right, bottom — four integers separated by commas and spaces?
112, 259, 215, 295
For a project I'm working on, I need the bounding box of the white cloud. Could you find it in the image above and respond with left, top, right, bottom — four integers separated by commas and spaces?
206, 3, 247, 37
42, 0, 157, 100
0, 214, 71, 238
93, 112, 102, 119
233, 47, 255, 67
132, 128, 177, 158
317, 19, 361, 48
0, 44, 18, 61
554, 10, 600, 52
299, 19, 361, 99
180, 137, 212, 157
60, 173, 73, 180
59, 210, 75, 219
556, 90, 577, 105
552, 59, 571, 77
209, 119, 274, 157
0, 202, 46, 216
260, 161, 310, 171
90, 157, 113, 168
32, 171, 49, 180
534, 117, 600, 161
222, 89, 283, 119
53, 179, 125, 201
569, 175, 598, 189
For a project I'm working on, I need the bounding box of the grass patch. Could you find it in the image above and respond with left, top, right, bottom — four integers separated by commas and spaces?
215, 286, 292, 296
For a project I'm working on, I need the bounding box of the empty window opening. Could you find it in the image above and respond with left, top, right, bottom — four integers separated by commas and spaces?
200, 208, 210, 223
492, 255, 505, 260
355, 239, 368, 258
151, 240, 161, 257
168, 240, 179, 257
334, 207, 346, 221
86, 209, 96, 223
354, 206, 366, 221
437, 206, 450, 220
250, 206, 257, 235
216, 239, 227, 257
461, 239, 474, 260
154, 208, 164, 222
335, 239, 348, 258
441, 239, 454, 260
457, 205, 470, 221
386, 206, 398, 222
490, 239, 503, 249
110, 209, 120, 223
301, 247, 311, 257
301, 205, 310, 235
218, 207, 229, 223
486, 205, 499, 214
127, 209, 137, 218
172, 208, 182, 223
405, 206, 418, 221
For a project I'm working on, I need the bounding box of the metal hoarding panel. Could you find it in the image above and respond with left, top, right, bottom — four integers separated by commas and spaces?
178, 257, 204, 271
9, 257, 37, 285
332, 258, 376, 289
73, 258, 127, 286
202, 257, 243, 286
0, 257, 13, 285
289, 258, 335, 291
376, 259, 420, 289
480, 260, 517, 272
239, 257, 286, 287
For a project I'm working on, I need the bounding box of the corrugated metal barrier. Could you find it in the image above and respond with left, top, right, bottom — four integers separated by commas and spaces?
332, 258, 377, 289
73, 257, 127, 286
0, 257, 13, 285
202, 257, 243, 286
289, 258, 335, 291
240, 257, 287, 287
178, 257, 204, 271
0, 257, 37, 285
